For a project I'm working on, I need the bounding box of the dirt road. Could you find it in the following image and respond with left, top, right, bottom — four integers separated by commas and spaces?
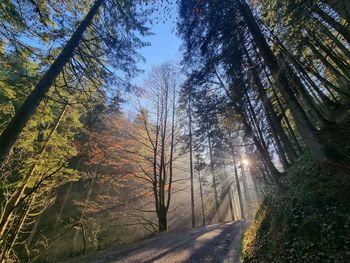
68, 221, 247, 263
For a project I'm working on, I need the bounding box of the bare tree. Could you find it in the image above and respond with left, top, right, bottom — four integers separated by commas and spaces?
133, 64, 180, 232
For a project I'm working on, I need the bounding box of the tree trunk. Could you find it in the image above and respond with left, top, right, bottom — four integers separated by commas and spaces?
158, 208, 167, 232
276, 37, 341, 108
165, 84, 176, 213
305, 63, 350, 98
215, 70, 282, 183
243, 95, 283, 180
260, 54, 304, 154
198, 170, 206, 226
244, 83, 289, 168
237, 0, 330, 161
240, 159, 250, 220
311, 31, 350, 76
245, 48, 297, 163
307, 42, 350, 86
227, 188, 235, 221
158, 81, 169, 214
208, 135, 220, 212
0, 195, 35, 262
245, 118, 282, 184
232, 155, 245, 220
288, 51, 340, 108
223, 163, 235, 221
246, 152, 259, 209
316, 19, 350, 60
324, 0, 350, 21
262, 29, 334, 124
0, 0, 104, 165
311, 32, 350, 77
281, 58, 331, 128
314, 5, 350, 43
73, 170, 97, 248
188, 96, 195, 228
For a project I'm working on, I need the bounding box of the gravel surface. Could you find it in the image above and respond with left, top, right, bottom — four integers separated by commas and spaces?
68, 221, 247, 263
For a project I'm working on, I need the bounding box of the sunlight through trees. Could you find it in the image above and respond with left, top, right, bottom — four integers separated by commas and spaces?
0, 0, 349, 262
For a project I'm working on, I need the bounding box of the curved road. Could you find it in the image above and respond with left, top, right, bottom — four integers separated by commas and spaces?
69, 221, 247, 263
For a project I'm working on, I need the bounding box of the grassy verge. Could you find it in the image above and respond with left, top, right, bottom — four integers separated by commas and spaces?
242, 154, 350, 262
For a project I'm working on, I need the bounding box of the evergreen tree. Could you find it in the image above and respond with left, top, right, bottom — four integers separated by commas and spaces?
0, 0, 151, 164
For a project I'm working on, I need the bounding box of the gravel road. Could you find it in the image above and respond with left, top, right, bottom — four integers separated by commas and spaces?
68, 221, 247, 263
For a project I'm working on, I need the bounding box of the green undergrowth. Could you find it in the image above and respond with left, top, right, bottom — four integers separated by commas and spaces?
242, 154, 350, 262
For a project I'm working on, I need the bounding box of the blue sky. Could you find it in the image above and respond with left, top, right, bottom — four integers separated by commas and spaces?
132, 4, 182, 86
123, 3, 183, 115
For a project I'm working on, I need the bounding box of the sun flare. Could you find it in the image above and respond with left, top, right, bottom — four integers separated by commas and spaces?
242, 158, 250, 166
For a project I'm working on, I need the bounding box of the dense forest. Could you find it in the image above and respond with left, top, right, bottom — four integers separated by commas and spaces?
0, 0, 349, 262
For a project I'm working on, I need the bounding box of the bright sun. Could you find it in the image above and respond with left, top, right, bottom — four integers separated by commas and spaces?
242, 158, 249, 166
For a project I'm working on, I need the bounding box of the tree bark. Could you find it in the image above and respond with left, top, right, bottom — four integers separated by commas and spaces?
158, 208, 167, 232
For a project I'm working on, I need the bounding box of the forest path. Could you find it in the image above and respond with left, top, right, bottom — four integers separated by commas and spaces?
69, 221, 248, 263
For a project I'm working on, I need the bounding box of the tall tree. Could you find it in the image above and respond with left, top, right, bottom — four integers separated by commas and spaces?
187, 93, 196, 228
0, 0, 150, 164
133, 64, 179, 232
